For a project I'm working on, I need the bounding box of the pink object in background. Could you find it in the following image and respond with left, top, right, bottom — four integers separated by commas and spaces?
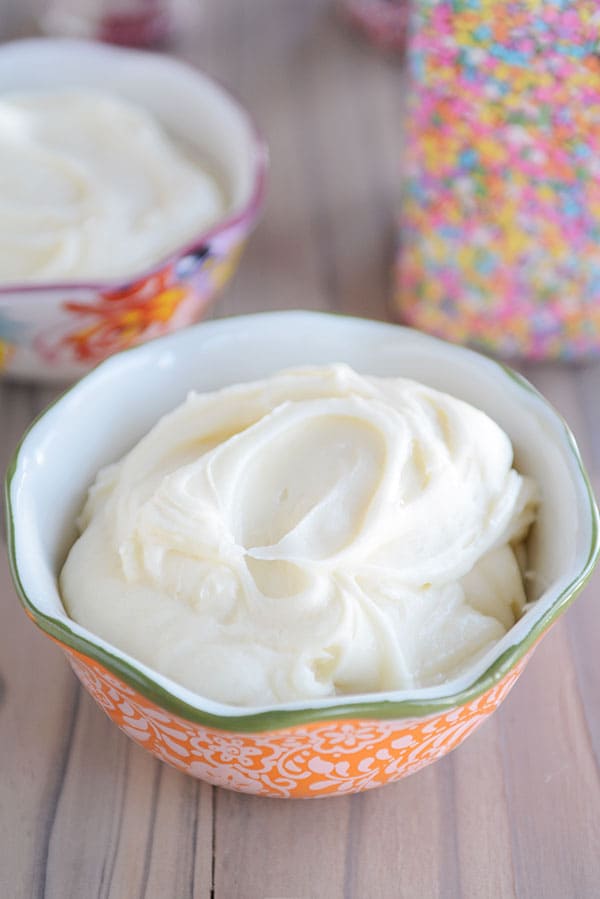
41, 0, 191, 47
339, 0, 409, 54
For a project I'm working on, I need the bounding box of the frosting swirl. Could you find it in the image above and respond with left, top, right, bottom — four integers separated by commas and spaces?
0, 89, 224, 282
61, 365, 537, 706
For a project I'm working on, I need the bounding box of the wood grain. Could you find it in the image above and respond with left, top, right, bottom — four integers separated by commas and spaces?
1, 1, 600, 897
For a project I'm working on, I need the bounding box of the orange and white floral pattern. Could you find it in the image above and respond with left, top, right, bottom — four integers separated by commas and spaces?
67, 649, 529, 798
35, 239, 245, 367
0, 226, 253, 380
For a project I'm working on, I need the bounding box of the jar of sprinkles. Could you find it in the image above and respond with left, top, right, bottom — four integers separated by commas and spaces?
394, 0, 600, 359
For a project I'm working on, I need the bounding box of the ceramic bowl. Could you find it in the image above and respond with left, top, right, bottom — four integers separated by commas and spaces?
6, 312, 599, 797
0, 39, 267, 382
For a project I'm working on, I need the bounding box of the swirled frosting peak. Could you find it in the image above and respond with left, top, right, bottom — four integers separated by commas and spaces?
61, 365, 537, 706
0, 89, 224, 282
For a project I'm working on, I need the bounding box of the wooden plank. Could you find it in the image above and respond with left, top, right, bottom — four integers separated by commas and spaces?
214, 790, 351, 899
451, 716, 516, 899
498, 619, 600, 898
0, 540, 76, 898
344, 761, 458, 899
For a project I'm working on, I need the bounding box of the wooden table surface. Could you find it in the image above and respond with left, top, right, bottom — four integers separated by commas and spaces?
2, 2, 600, 897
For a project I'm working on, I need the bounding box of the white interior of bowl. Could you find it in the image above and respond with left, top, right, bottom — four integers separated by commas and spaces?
8, 312, 597, 716
0, 38, 260, 219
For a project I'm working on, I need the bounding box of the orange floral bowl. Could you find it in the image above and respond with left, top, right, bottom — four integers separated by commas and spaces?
0, 39, 267, 383
5, 312, 599, 797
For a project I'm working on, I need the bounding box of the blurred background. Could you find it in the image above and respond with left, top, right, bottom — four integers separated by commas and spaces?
0, 0, 405, 323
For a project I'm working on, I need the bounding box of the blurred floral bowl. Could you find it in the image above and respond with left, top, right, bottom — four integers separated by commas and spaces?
0, 39, 267, 382
6, 312, 599, 797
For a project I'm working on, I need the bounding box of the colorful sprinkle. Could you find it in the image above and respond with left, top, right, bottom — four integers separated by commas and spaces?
394, 0, 600, 359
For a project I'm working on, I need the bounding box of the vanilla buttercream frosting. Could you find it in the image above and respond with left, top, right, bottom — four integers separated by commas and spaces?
0, 89, 224, 282
60, 365, 537, 706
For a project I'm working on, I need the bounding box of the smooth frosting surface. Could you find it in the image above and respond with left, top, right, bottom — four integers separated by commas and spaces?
61, 365, 537, 706
0, 89, 224, 282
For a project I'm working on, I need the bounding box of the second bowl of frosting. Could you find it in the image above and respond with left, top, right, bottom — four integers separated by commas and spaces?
0, 39, 266, 381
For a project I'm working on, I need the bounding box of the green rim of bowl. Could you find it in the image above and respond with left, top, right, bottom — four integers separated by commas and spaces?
5, 334, 600, 733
